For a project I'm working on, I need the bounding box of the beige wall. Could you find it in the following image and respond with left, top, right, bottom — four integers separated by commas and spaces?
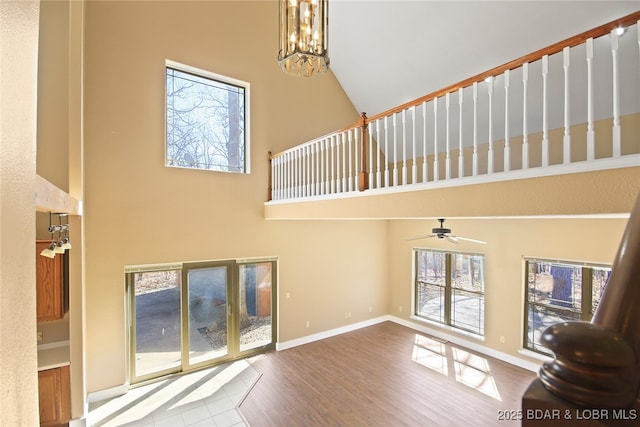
0, 1, 40, 424
37, 0, 640, 400
82, 1, 385, 393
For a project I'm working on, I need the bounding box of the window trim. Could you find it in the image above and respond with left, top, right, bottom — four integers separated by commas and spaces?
523, 257, 611, 355
164, 59, 251, 174
413, 248, 486, 337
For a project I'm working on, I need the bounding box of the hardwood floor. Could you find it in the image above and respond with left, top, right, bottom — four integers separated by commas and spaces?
238, 321, 536, 426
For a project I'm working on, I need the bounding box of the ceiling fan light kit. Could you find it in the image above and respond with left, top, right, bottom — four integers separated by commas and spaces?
407, 218, 486, 245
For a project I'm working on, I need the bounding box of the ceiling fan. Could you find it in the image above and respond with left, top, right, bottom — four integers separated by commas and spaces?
407, 218, 486, 245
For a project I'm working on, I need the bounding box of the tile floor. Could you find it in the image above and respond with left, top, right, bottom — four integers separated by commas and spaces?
87, 359, 260, 427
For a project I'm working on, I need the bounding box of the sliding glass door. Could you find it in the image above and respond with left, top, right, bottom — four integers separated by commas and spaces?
128, 258, 276, 384
239, 262, 273, 352
184, 262, 231, 369
130, 267, 182, 379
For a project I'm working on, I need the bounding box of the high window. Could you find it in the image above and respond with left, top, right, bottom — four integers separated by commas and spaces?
524, 259, 611, 355
165, 61, 249, 173
414, 249, 485, 336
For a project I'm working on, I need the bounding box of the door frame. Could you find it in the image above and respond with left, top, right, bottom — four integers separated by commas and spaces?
126, 257, 277, 385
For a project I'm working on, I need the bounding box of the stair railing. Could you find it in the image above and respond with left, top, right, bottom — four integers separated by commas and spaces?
268, 11, 640, 202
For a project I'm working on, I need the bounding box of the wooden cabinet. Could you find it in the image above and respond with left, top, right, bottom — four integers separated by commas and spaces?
38, 365, 71, 426
36, 241, 65, 322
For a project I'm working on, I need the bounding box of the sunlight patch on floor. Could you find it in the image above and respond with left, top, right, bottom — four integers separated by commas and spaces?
453, 348, 502, 400
87, 359, 259, 427
412, 334, 502, 401
412, 334, 449, 375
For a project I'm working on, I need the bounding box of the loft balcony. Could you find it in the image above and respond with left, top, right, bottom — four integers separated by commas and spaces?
265, 12, 640, 220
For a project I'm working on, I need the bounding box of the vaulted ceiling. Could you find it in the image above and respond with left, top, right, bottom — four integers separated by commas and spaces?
329, 1, 640, 117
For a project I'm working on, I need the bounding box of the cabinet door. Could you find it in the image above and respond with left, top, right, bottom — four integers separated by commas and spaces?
36, 241, 64, 321
38, 366, 70, 426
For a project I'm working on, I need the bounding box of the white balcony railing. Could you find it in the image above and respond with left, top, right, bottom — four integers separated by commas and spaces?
268, 12, 640, 203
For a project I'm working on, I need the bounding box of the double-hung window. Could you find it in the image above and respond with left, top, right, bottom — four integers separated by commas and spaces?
414, 249, 485, 336
165, 61, 250, 173
524, 259, 611, 354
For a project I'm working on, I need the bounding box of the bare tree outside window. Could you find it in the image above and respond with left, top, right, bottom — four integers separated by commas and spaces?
166, 64, 248, 173
524, 259, 611, 355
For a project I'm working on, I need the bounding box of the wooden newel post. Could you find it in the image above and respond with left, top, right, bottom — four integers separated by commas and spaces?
267, 151, 273, 201
523, 193, 640, 425
358, 112, 369, 192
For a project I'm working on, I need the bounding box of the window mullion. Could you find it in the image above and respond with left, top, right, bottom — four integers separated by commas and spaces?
444, 253, 452, 326
582, 267, 593, 320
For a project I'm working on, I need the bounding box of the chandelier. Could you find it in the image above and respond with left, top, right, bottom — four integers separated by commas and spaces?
278, 0, 329, 78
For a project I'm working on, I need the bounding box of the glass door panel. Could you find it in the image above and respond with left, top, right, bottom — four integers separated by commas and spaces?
185, 265, 230, 367
132, 269, 182, 379
239, 262, 273, 352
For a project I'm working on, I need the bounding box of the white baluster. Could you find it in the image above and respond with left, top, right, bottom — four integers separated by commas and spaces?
586, 38, 594, 161
487, 76, 494, 174
522, 63, 529, 169
611, 29, 621, 157
294, 150, 298, 198
330, 135, 336, 194
384, 116, 389, 188
354, 128, 359, 191
292, 150, 297, 198
286, 154, 291, 198
319, 140, 325, 195
336, 134, 341, 193
504, 70, 510, 172
563, 47, 571, 164
300, 145, 307, 197
273, 156, 278, 200
445, 92, 451, 180
376, 120, 382, 188
422, 101, 428, 182
315, 142, 320, 195
412, 106, 417, 184
393, 113, 398, 186
342, 132, 347, 192
348, 129, 354, 191
433, 96, 439, 181
458, 88, 464, 178
472, 83, 478, 176
277, 156, 282, 200
308, 145, 313, 196
542, 55, 549, 167
299, 148, 303, 197
402, 109, 407, 185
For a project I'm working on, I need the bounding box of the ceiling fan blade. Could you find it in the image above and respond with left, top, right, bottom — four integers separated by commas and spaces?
406, 234, 437, 241
446, 236, 459, 244
453, 236, 486, 245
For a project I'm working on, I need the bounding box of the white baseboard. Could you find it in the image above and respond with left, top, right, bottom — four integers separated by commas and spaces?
87, 382, 129, 404
276, 315, 542, 373
276, 316, 388, 351
88, 315, 540, 406
388, 315, 542, 372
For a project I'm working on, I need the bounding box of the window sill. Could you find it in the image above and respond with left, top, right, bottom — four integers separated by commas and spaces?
410, 315, 485, 342
517, 348, 553, 364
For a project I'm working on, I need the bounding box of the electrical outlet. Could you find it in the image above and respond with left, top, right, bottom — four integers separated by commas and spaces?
369, 306, 373, 313
305, 320, 310, 328
37, 331, 43, 343
500, 335, 505, 344
285, 292, 291, 299
398, 305, 403, 312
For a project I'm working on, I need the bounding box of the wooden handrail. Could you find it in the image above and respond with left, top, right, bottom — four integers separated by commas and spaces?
367, 10, 640, 123
269, 120, 363, 160
268, 10, 640, 202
